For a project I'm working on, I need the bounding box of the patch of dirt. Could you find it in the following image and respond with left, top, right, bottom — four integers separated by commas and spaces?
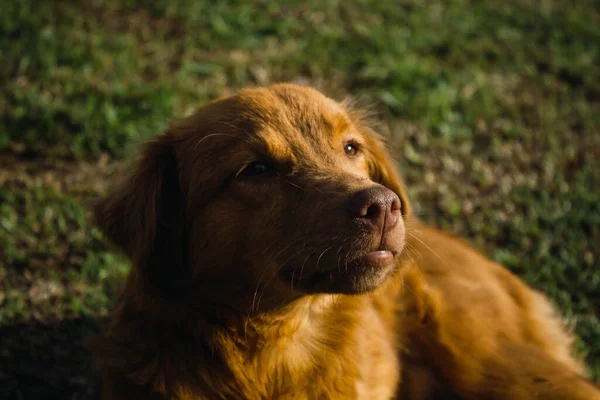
0, 153, 127, 199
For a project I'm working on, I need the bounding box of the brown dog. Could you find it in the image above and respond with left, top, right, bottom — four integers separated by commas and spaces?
92, 84, 600, 399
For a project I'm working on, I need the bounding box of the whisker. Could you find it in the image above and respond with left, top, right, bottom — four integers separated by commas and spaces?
404, 211, 465, 218
256, 247, 307, 311
299, 252, 313, 280
264, 237, 301, 266
262, 240, 278, 255
283, 180, 311, 193
252, 237, 304, 313
315, 246, 333, 271
335, 239, 346, 260
289, 244, 309, 290
215, 121, 255, 138
336, 237, 350, 274
193, 133, 245, 150
404, 241, 423, 260
406, 231, 446, 265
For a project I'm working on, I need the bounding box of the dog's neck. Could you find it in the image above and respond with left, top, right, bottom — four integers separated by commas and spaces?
101, 274, 399, 399
218, 294, 365, 398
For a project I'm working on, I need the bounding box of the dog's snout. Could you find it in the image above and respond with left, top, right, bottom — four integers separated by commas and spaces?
347, 187, 401, 233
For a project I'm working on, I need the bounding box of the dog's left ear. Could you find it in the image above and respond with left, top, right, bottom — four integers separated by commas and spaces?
363, 127, 412, 218
92, 132, 190, 295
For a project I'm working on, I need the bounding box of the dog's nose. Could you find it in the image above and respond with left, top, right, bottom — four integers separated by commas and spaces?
347, 187, 401, 233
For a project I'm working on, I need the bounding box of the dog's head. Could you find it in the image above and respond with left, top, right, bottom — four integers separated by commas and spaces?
95, 84, 410, 311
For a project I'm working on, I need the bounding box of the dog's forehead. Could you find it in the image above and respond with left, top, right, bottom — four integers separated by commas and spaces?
237, 85, 352, 150
175, 85, 358, 169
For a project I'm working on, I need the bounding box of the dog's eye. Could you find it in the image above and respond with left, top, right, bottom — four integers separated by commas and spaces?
236, 161, 276, 179
344, 142, 360, 157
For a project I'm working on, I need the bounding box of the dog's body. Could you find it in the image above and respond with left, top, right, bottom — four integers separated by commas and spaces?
92, 84, 600, 399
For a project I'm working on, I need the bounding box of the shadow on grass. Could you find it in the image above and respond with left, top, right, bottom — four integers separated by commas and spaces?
0, 317, 107, 400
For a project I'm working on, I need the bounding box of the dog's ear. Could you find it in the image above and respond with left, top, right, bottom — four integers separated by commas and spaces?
93, 133, 189, 294
363, 127, 412, 218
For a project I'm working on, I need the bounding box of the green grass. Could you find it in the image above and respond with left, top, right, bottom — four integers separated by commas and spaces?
0, 178, 129, 323
0, 0, 598, 381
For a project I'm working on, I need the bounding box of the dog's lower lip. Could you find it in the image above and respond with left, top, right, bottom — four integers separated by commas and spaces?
281, 250, 397, 283
363, 250, 393, 264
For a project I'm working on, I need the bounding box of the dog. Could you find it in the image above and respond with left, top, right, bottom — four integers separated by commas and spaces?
91, 84, 600, 399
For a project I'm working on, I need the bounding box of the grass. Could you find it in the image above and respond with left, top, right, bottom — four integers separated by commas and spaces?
0, 157, 130, 323
0, 0, 599, 387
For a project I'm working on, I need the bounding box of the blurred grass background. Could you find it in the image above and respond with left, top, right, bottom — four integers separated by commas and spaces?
0, 0, 599, 397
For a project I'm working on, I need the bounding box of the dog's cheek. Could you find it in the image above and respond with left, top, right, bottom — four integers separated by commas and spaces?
189, 202, 248, 276
247, 207, 287, 256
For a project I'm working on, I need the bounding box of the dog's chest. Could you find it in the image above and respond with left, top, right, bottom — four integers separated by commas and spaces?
180, 297, 401, 400
353, 303, 400, 399
267, 303, 399, 400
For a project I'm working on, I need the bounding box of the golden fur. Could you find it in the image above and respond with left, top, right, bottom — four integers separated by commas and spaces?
92, 84, 600, 399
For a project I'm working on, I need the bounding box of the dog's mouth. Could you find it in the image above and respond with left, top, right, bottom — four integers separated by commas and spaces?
280, 245, 400, 295
348, 248, 396, 266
